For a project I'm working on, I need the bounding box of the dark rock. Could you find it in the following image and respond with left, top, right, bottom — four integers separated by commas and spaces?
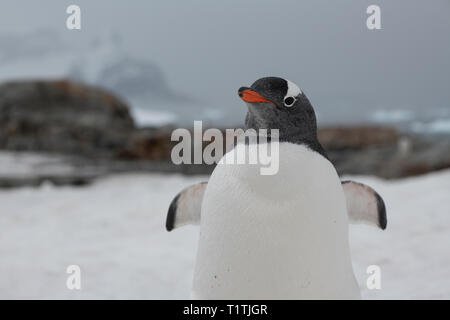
115, 125, 450, 179
0, 79, 449, 185
318, 126, 398, 150
0, 79, 135, 156
377, 136, 450, 178
117, 126, 175, 161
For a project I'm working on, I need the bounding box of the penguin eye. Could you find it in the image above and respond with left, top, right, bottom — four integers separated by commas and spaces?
283, 96, 296, 107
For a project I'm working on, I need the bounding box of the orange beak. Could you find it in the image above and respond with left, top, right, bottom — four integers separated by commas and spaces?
238, 88, 277, 108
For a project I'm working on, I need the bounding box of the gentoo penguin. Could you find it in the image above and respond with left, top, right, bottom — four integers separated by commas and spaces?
166, 77, 387, 299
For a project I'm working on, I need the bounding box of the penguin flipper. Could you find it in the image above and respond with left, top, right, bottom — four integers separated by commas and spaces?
341, 181, 387, 230
166, 182, 207, 232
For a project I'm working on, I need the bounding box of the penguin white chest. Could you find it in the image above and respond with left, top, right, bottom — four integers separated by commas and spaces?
192, 142, 360, 299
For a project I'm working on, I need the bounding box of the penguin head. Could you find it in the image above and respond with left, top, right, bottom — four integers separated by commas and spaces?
238, 77, 319, 145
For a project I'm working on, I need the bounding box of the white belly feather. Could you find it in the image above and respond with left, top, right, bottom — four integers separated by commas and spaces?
192, 142, 360, 299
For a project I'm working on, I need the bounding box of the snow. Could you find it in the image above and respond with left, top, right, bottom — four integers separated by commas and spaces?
0, 151, 75, 178
0, 169, 449, 299
349, 171, 450, 299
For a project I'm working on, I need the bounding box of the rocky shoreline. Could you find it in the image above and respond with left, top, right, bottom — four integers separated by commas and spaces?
0, 79, 449, 188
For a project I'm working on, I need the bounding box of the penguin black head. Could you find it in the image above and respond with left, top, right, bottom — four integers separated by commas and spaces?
238, 76, 327, 158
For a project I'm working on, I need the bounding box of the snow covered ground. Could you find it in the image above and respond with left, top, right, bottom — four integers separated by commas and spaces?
0, 169, 449, 299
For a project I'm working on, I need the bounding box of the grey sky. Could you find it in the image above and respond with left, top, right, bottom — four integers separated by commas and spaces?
1, 0, 449, 125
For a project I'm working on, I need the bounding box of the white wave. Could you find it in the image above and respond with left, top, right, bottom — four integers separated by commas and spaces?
411, 119, 450, 134
371, 109, 414, 123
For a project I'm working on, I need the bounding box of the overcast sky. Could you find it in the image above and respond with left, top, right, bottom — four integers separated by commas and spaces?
1, 0, 449, 124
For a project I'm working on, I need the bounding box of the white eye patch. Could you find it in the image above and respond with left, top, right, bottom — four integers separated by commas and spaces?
285, 79, 302, 98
